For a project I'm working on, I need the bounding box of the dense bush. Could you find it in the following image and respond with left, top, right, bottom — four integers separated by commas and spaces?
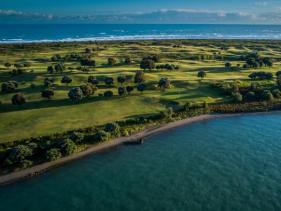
61, 139, 77, 155
126, 86, 134, 94
105, 122, 120, 136
108, 57, 117, 66
68, 87, 84, 101
156, 64, 179, 70
41, 89, 55, 99
80, 83, 96, 97
95, 130, 110, 142
261, 90, 274, 101
140, 59, 155, 71
61, 75, 72, 85
104, 77, 114, 86
1, 81, 18, 93
88, 76, 99, 85
46, 148, 62, 161
248, 72, 273, 80
69, 132, 84, 144
47, 66, 54, 74
197, 70, 206, 79
117, 75, 126, 84
11, 93, 26, 105
124, 56, 131, 64
118, 87, 127, 96
158, 78, 170, 90
232, 92, 243, 102
104, 90, 114, 97
80, 59, 96, 67
4, 145, 33, 165
134, 71, 145, 83
44, 77, 55, 87
54, 63, 65, 73
243, 53, 273, 68
137, 83, 145, 92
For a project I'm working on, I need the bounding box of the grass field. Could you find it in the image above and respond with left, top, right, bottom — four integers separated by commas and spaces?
1, 39, 281, 142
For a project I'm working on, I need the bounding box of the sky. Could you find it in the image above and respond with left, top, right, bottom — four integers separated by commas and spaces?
1, 0, 281, 24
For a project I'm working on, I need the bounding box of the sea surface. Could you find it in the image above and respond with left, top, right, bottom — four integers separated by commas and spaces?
2, 24, 281, 43
1, 113, 281, 211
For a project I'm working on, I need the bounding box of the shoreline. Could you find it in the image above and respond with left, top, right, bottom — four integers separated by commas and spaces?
0, 113, 226, 186
0, 111, 277, 186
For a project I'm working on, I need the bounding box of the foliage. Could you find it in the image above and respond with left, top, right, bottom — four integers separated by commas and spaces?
68, 87, 84, 101
41, 89, 55, 99
46, 148, 62, 161
11, 93, 26, 105
1, 81, 18, 93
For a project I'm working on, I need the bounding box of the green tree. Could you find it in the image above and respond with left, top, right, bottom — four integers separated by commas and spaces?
68, 87, 83, 101
11, 93, 26, 105
46, 148, 62, 161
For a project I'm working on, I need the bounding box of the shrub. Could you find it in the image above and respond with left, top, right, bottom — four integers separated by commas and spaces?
232, 92, 243, 103
261, 90, 274, 101
124, 57, 131, 64
105, 122, 120, 136
47, 66, 54, 74
134, 71, 145, 83
11, 93, 26, 105
104, 77, 114, 86
137, 83, 145, 92
88, 76, 99, 85
80, 83, 96, 97
140, 59, 155, 70
244, 91, 256, 102
272, 89, 281, 98
61, 139, 77, 156
117, 75, 126, 84
104, 90, 114, 97
1, 81, 18, 93
80, 59, 96, 67
44, 77, 55, 87
248, 72, 273, 80
225, 62, 232, 69
197, 70, 206, 79
5, 145, 33, 165
126, 86, 134, 94
61, 75, 72, 85
158, 78, 170, 91
95, 130, 110, 142
108, 57, 117, 66
41, 89, 55, 99
118, 87, 127, 96
46, 148, 62, 161
69, 132, 84, 144
54, 63, 65, 73
68, 87, 84, 101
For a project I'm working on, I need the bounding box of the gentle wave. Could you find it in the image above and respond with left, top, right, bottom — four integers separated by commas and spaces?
1, 33, 281, 44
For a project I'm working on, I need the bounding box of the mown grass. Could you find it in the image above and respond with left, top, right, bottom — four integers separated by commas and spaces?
1, 39, 281, 142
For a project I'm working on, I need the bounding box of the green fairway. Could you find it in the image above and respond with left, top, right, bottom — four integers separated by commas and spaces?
1, 39, 281, 142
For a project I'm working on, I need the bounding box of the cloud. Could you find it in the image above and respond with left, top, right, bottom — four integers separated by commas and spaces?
0, 9, 281, 24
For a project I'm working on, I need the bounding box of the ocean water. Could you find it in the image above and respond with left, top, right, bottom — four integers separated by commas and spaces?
2, 24, 281, 43
1, 113, 281, 211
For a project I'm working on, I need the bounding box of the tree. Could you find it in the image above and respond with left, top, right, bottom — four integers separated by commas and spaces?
248, 72, 273, 80
69, 132, 84, 144
261, 90, 274, 101
1, 81, 18, 93
61, 139, 77, 155
54, 63, 65, 73
272, 89, 281, 98
225, 62, 232, 69
44, 77, 55, 87
134, 70, 145, 83
80, 83, 96, 97
88, 76, 99, 85
46, 148, 62, 161
158, 78, 170, 91
61, 75, 72, 85
104, 77, 114, 86
104, 90, 114, 97
244, 91, 256, 102
232, 92, 243, 103
124, 56, 131, 65
137, 83, 145, 93
118, 87, 127, 96
5, 145, 32, 165
126, 86, 134, 94
68, 87, 83, 101
41, 89, 54, 99
197, 70, 206, 80
105, 122, 120, 136
108, 57, 117, 66
12, 93, 26, 105
140, 59, 155, 71
47, 66, 54, 74
95, 130, 110, 142
117, 75, 126, 84
80, 59, 96, 67
4, 62, 11, 69
277, 75, 281, 88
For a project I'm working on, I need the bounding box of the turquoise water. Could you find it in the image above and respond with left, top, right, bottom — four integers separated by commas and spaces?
1, 113, 281, 211
2, 24, 281, 43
